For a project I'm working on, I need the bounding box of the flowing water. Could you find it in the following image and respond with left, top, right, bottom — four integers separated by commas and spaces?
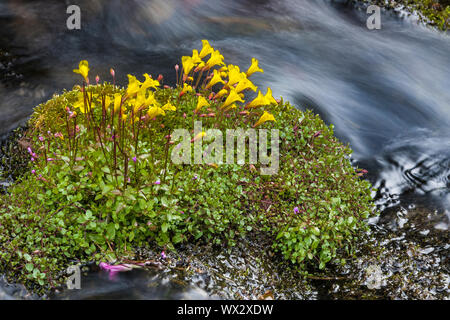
0, 0, 449, 299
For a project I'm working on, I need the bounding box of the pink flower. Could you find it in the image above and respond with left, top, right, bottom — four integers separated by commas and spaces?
31, 169, 36, 174
293, 207, 299, 214
99, 262, 133, 272
110, 68, 115, 78
161, 251, 167, 259
132, 156, 137, 163
47, 158, 54, 162
38, 136, 44, 142
175, 64, 179, 71
154, 180, 161, 185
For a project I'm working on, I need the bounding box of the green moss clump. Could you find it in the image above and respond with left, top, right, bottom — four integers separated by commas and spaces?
364, 0, 450, 31
0, 44, 375, 292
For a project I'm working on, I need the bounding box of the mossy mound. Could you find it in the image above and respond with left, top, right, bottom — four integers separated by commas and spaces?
363, 0, 450, 30
0, 41, 375, 292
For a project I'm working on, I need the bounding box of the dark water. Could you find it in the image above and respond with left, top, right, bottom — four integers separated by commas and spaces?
0, 0, 449, 299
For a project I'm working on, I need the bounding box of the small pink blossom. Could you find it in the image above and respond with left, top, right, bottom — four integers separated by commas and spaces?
161, 251, 167, 259
154, 180, 161, 185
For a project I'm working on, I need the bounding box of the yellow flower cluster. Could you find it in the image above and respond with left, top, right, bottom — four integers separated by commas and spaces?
71, 41, 278, 128
72, 64, 176, 122
181, 40, 278, 127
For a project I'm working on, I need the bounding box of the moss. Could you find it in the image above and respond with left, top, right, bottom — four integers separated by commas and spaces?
0, 45, 376, 293
362, 0, 450, 30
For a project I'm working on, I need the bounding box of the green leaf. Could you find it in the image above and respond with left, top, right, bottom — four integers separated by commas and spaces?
106, 223, 116, 240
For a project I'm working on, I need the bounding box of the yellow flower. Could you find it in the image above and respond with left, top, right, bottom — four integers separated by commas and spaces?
221, 89, 244, 109
114, 93, 122, 113
147, 106, 166, 119
73, 60, 90, 83
214, 88, 229, 99
182, 56, 195, 76
246, 58, 264, 77
235, 78, 257, 93
126, 75, 141, 96
141, 73, 160, 90
134, 91, 155, 113
192, 131, 206, 142
180, 83, 193, 95
223, 103, 238, 112
104, 95, 112, 110
195, 96, 210, 113
74, 100, 87, 114
191, 49, 203, 65
162, 102, 176, 111
199, 40, 214, 59
253, 111, 276, 127
264, 87, 278, 105
227, 65, 245, 87
206, 50, 225, 69
206, 70, 225, 89
246, 90, 267, 109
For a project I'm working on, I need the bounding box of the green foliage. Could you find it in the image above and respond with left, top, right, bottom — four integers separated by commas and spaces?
0, 83, 375, 291
365, 0, 450, 30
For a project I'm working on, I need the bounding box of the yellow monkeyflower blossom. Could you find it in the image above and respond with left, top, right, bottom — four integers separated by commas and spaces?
227, 65, 245, 87
206, 69, 225, 89
147, 106, 166, 119
223, 103, 238, 112
199, 40, 214, 59
246, 90, 268, 109
206, 50, 225, 69
180, 83, 193, 95
141, 73, 160, 90
73, 92, 87, 113
74, 100, 87, 114
246, 58, 264, 77
182, 56, 195, 76
195, 96, 210, 113
221, 89, 245, 109
264, 87, 278, 105
192, 131, 206, 142
73, 60, 90, 83
134, 91, 157, 113
194, 61, 206, 72
126, 75, 141, 96
104, 95, 112, 110
214, 88, 229, 99
162, 102, 176, 111
114, 93, 122, 113
191, 49, 202, 65
235, 78, 257, 93
253, 111, 276, 127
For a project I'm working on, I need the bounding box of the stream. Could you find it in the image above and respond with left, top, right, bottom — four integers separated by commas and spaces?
0, 0, 449, 299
